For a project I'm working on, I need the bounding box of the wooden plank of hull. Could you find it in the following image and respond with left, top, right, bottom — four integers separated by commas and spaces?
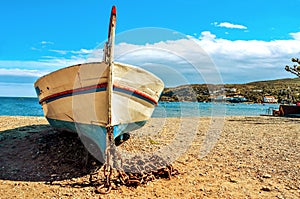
35, 62, 109, 102
43, 91, 108, 125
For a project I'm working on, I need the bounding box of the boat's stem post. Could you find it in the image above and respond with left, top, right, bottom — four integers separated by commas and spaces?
106, 5, 116, 163
98, 6, 117, 194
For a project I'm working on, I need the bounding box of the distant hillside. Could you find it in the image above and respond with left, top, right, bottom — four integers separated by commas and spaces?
160, 78, 300, 103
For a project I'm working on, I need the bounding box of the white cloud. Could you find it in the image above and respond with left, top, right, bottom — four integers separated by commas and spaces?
214, 22, 247, 30
49, 49, 68, 55
71, 48, 94, 54
31, 47, 40, 51
40, 41, 54, 45
290, 32, 300, 40
49, 48, 94, 55
196, 31, 300, 82
0, 55, 86, 74
0, 68, 48, 77
30, 41, 54, 51
197, 31, 300, 60
49, 48, 94, 57
199, 31, 217, 41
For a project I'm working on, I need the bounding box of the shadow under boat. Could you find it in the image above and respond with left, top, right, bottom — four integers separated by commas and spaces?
0, 124, 102, 182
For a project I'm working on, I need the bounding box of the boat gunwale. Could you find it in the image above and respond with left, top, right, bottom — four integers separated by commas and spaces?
34, 61, 164, 87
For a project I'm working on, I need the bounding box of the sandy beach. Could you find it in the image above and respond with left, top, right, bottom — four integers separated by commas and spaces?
0, 116, 299, 198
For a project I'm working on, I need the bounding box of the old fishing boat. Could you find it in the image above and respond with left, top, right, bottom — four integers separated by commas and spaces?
34, 6, 164, 161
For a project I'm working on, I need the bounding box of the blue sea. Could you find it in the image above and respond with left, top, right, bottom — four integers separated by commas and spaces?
0, 97, 280, 117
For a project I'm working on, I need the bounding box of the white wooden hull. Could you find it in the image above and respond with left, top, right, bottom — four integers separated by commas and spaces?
34, 61, 164, 137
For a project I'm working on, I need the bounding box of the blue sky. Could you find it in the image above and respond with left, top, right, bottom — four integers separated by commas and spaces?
1, 0, 300, 96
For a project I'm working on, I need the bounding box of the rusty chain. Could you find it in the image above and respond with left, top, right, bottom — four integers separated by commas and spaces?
94, 153, 179, 194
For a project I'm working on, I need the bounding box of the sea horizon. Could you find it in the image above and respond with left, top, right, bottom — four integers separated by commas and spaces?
0, 96, 280, 118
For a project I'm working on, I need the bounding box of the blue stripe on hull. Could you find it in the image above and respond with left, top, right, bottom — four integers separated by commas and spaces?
46, 117, 146, 161
113, 87, 156, 105
45, 87, 106, 104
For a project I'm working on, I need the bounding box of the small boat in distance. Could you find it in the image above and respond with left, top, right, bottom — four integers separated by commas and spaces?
34, 6, 164, 161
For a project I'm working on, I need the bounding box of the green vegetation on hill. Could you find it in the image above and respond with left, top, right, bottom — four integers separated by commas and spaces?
160, 78, 300, 103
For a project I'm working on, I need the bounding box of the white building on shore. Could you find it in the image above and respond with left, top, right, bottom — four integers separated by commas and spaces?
263, 96, 278, 103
